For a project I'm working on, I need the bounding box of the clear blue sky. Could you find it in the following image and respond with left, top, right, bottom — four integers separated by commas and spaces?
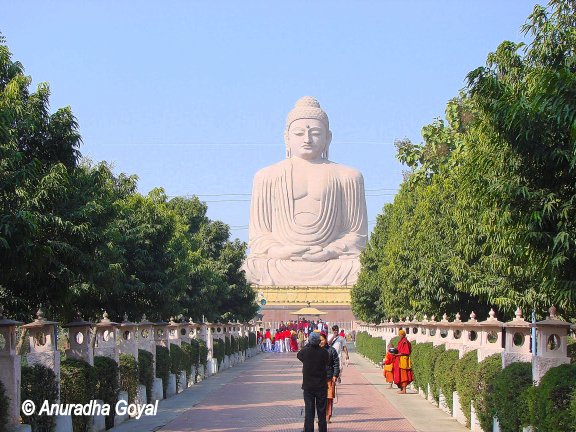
1, 1, 541, 242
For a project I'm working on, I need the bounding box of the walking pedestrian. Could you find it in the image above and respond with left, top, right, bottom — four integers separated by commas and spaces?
297, 331, 329, 432
328, 325, 349, 382
319, 331, 340, 424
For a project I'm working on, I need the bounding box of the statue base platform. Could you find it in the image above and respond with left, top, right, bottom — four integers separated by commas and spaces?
254, 286, 356, 329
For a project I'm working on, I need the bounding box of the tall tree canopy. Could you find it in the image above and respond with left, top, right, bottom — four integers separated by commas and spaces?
0, 35, 257, 323
352, 0, 576, 323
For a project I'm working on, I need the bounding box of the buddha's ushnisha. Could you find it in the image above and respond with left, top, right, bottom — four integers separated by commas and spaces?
243, 96, 368, 286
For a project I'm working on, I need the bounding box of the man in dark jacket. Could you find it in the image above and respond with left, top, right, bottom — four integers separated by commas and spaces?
297, 331, 329, 432
320, 331, 340, 423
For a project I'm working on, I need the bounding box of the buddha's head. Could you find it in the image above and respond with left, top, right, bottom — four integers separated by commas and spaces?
284, 96, 332, 161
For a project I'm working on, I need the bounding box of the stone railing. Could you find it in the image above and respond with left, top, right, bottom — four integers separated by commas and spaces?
0, 307, 260, 432
357, 306, 573, 432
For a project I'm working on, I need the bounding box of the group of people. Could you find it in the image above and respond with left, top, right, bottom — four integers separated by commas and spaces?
297, 325, 349, 432
257, 319, 337, 353
297, 327, 413, 432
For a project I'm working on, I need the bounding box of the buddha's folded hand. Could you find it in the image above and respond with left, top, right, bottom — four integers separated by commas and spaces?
268, 245, 311, 259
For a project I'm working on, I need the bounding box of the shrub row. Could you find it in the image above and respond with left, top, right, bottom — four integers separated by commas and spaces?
21, 364, 58, 432
94, 356, 119, 429
138, 349, 154, 402
61, 358, 97, 432
0, 379, 8, 432
225, 336, 232, 356
155, 345, 170, 399
213, 338, 225, 367
355, 331, 386, 364
387, 338, 576, 432
170, 343, 186, 391
198, 339, 208, 366
15, 337, 246, 432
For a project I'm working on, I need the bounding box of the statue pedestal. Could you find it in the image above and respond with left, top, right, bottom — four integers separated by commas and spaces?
256, 285, 355, 324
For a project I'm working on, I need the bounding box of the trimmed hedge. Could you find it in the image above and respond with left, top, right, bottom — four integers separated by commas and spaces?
487, 362, 532, 432
568, 336, 576, 363
355, 331, 386, 364
529, 363, 576, 432
410, 341, 430, 396
410, 342, 444, 401
156, 346, 170, 399
198, 339, 208, 366
571, 391, 576, 432
180, 342, 194, 386
0, 379, 8, 432
187, 339, 201, 382
239, 335, 248, 352
188, 339, 200, 368
454, 350, 478, 426
213, 338, 225, 367
60, 358, 97, 432
21, 364, 58, 432
473, 353, 502, 432
138, 349, 154, 403
94, 356, 119, 429
224, 336, 231, 356
119, 353, 139, 404
170, 343, 186, 391
434, 349, 459, 412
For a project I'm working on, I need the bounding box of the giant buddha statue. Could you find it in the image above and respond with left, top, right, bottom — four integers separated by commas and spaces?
244, 96, 368, 286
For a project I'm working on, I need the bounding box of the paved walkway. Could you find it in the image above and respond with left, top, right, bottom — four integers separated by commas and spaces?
110, 348, 469, 432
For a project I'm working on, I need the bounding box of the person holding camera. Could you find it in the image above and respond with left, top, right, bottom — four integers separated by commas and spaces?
297, 331, 329, 432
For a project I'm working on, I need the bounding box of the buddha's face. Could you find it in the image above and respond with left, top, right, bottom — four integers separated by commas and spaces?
286, 118, 332, 161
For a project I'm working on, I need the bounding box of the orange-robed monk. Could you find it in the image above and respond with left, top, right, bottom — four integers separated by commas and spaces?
393, 330, 414, 394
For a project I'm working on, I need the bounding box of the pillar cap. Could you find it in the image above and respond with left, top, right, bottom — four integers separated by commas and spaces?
62, 312, 93, 328
94, 311, 119, 327
0, 305, 22, 327
22, 308, 59, 328
533, 305, 571, 327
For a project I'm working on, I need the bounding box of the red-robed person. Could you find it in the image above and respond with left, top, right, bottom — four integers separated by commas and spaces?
290, 329, 299, 352
393, 329, 414, 394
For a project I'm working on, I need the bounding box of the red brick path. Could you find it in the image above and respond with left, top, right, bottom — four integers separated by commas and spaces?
160, 352, 415, 432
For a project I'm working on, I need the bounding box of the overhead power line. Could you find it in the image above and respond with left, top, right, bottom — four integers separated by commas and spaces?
99, 140, 398, 147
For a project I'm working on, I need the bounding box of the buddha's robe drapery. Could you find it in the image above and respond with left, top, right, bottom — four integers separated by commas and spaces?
243, 159, 367, 286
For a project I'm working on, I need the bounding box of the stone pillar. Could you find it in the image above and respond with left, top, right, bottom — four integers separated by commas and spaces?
426, 315, 440, 346
478, 309, 504, 362
62, 314, 94, 365
153, 321, 169, 349
200, 322, 215, 375
502, 307, 532, 368
137, 315, 156, 364
532, 305, 571, 385
186, 318, 198, 342
118, 313, 139, 360
94, 312, 119, 363
446, 313, 464, 355
435, 314, 451, 347
461, 312, 481, 357
417, 315, 430, 344
22, 308, 60, 382
167, 317, 182, 348
0, 308, 23, 428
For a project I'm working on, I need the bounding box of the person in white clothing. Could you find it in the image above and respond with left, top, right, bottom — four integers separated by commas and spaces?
328, 325, 349, 380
